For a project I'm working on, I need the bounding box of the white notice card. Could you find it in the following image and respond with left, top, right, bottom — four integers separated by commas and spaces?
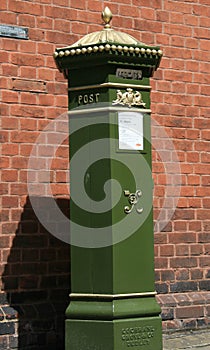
118, 112, 144, 150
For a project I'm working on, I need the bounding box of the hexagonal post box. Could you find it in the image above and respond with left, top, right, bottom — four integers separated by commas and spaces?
54, 7, 163, 350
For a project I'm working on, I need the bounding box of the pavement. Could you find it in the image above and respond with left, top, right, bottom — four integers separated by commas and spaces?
163, 330, 210, 349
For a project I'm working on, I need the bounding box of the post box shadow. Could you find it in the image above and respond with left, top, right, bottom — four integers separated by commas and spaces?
2, 196, 70, 350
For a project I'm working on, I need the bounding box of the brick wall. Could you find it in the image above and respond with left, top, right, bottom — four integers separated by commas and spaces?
0, 0, 210, 347
150, 0, 210, 331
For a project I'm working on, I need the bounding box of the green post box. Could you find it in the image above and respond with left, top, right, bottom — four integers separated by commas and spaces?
54, 7, 163, 350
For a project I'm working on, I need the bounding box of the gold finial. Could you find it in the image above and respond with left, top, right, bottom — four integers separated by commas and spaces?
102, 6, 112, 28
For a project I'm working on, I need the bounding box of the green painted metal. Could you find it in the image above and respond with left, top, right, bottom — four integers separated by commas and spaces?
54, 14, 163, 350
66, 318, 162, 350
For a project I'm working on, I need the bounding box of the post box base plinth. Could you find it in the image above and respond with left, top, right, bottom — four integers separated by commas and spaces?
65, 317, 162, 350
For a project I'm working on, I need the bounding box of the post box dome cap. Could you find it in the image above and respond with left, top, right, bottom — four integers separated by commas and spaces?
53, 6, 163, 73
70, 7, 145, 47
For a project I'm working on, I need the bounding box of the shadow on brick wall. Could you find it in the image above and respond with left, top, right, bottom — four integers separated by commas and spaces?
2, 196, 70, 350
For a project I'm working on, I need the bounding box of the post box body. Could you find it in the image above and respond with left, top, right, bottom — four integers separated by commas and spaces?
54, 16, 163, 349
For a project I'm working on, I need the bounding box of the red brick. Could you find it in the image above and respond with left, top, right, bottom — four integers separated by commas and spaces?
171, 82, 185, 93
197, 210, 210, 220
188, 198, 201, 208
0, 0, 7, 10
176, 245, 189, 256
141, 7, 155, 20
0, 157, 10, 169
169, 12, 184, 24
12, 78, 46, 93
195, 164, 210, 174
164, 23, 192, 37
30, 28, 46, 42
174, 221, 187, 231
198, 233, 210, 243
155, 257, 169, 269
1, 90, 19, 103
19, 14, 36, 27
134, 19, 162, 33
191, 269, 203, 280
38, 68, 56, 81
170, 257, 197, 268
50, 184, 69, 196
0, 236, 11, 248
0, 11, 17, 24
186, 39, 198, 50
175, 269, 189, 281
20, 92, 37, 105
19, 41, 36, 54
11, 53, 45, 67
8, 0, 44, 16
195, 96, 210, 107
201, 176, 210, 186
203, 244, 210, 255
11, 131, 39, 143
2, 196, 18, 208
176, 306, 204, 319
10, 184, 27, 195
45, 5, 75, 20
160, 245, 174, 257
37, 42, 54, 55
164, 70, 192, 82
199, 16, 210, 27
174, 209, 195, 220
87, 0, 103, 12
0, 77, 10, 89
2, 63, 18, 76
156, 33, 170, 46
0, 51, 9, 64
154, 233, 167, 245
201, 85, 210, 96
187, 175, 200, 186
2, 223, 18, 235
46, 82, 67, 95
1, 117, 18, 130
20, 118, 37, 131
0, 184, 9, 195
168, 232, 196, 244
19, 170, 28, 182
11, 157, 29, 169
11, 209, 22, 222
196, 187, 210, 197
71, 22, 88, 35
1, 82, 10, 96
200, 257, 210, 267
51, 158, 68, 170
189, 221, 201, 232
170, 59, 185, 70
55, 18, 72, 34
37, 16, 53, 29
186, 129, 200, 140
168, 1, 192, 14
186, 83, 200, 95
71, 0, 86, 9
190, 244, 203, 256
1, 170, 18, 182
20, 67, 37, 79
185, 14, 199, 26
1, 38, 18, 51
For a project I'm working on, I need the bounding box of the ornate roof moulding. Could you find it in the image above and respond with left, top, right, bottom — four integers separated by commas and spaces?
54, 7, 163, 78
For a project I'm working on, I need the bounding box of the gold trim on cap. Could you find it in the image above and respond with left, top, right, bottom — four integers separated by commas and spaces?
102, 7, 113, 28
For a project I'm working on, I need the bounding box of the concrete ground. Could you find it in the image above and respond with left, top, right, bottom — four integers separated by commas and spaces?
163, 330, 210, 349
